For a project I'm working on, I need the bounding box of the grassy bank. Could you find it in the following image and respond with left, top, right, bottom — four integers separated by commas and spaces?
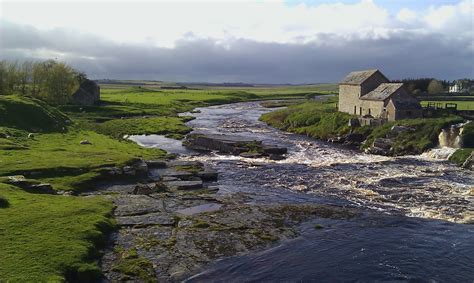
260, 97, 352, 139
0, 184, 115, 282
0, 83, 336, 282
261, 97, 468, 156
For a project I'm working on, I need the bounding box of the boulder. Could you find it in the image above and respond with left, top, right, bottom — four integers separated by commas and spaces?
343, 133, 366, 146
366, 138, 394, 156
197, 169, 218, 181
262, 146, 287, 155
389, 125, 414, 137
80, 140, 92, 145
29, 183, 56, 194
462, 152, 473, 170
373, 138, 393, 150
123, 166, 136, 176
132, 159, 149, 176
146, 160, 167, 168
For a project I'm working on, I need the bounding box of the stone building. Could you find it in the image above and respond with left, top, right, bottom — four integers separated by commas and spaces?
338, 69, 422, 121
72, 79, 100, 106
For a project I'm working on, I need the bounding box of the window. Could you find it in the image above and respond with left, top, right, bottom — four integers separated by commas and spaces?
359, 107, 362, 115
354, 105, 357, 114
368, 108, 371, 115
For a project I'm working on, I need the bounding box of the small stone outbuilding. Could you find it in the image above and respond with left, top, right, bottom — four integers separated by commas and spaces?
338, 69, 422, 121
72, 79, 100, 106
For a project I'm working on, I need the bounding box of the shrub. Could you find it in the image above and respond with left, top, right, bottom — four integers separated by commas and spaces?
0, 196, 8, 208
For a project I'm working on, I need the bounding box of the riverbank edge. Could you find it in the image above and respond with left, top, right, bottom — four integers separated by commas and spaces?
259, 99, 473, 167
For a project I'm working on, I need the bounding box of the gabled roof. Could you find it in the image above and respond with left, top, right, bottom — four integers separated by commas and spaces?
389, 99, 422, 110
360, 83, 404, 101
339, 69, 385, 85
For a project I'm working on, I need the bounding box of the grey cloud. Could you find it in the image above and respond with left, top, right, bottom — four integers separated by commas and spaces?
1, 21, 472, 83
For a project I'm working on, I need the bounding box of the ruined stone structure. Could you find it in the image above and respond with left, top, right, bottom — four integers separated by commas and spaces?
72, 79, 100, 106
339, 69, 422, 121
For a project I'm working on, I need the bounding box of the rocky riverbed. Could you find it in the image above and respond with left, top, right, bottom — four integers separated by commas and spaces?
90, 160, 359, 281
98, 101, 473, 281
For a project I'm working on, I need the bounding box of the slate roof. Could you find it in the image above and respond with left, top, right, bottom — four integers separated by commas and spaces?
390, 97, 422, 110
360, 83, 404, 101
339, 69, 380, 85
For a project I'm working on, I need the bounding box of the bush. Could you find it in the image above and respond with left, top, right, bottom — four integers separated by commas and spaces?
0, 196, 8, 208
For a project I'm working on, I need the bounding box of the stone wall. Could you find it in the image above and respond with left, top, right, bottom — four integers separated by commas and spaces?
338, 85, 361, 114
360, 99, 386, 118
338, 71, 388, 116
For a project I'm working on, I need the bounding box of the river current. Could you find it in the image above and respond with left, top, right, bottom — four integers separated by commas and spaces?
130, 101, 474, 281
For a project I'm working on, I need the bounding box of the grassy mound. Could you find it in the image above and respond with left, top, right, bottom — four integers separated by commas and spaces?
0, 95, 69, 133
260, 98, 352, 140
0, 184, 114, 282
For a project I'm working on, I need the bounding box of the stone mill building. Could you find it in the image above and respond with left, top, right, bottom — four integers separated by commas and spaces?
338, 69, 422, 121
72, 79, 100, 106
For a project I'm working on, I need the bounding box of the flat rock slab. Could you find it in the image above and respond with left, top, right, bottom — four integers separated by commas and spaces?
152, 168, 193, 179
165, 180, 203, 190
167, 160, 204, 167
114, 195, 165, 216
116, 212, 175, 227
146, 160, 167, 168
197, 169, 218, 181
175, 203, 223, 216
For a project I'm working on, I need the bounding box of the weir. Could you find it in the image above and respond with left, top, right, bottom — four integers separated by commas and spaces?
423, 122, 468, 160
438, 122, 466, 148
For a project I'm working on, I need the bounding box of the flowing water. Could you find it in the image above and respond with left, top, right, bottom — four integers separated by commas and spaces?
130, 101, 474, 281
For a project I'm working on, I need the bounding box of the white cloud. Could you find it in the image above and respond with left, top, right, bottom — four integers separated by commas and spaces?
0, 0, 472, 81
397, 8, 417, 23
1, 0, 392, 47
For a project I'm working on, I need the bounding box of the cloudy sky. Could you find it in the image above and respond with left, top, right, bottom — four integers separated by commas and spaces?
0, 0, 472, 83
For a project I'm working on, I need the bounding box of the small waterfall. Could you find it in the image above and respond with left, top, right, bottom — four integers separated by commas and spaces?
423, 122, 468, 160
439, 123, 466, 148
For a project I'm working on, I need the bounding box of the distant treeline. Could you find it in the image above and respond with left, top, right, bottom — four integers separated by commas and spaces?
0, 60, 86, 104
392, 78, 450, 95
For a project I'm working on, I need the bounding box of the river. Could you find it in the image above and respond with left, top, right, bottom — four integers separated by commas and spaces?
130, 101, 474, 281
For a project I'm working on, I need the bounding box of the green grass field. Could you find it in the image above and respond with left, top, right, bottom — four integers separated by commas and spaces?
0, 183, 114, 282
420, 100, 474, 110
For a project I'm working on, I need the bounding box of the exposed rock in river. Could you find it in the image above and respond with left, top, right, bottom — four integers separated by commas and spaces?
183, 133, 287, 159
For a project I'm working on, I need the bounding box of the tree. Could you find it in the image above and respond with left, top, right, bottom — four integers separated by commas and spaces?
18, 61, 33, 96
427, 79, 444, 94
0, 61, 7, 95
40, 61, 79, 104
0, 59, 83, 104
